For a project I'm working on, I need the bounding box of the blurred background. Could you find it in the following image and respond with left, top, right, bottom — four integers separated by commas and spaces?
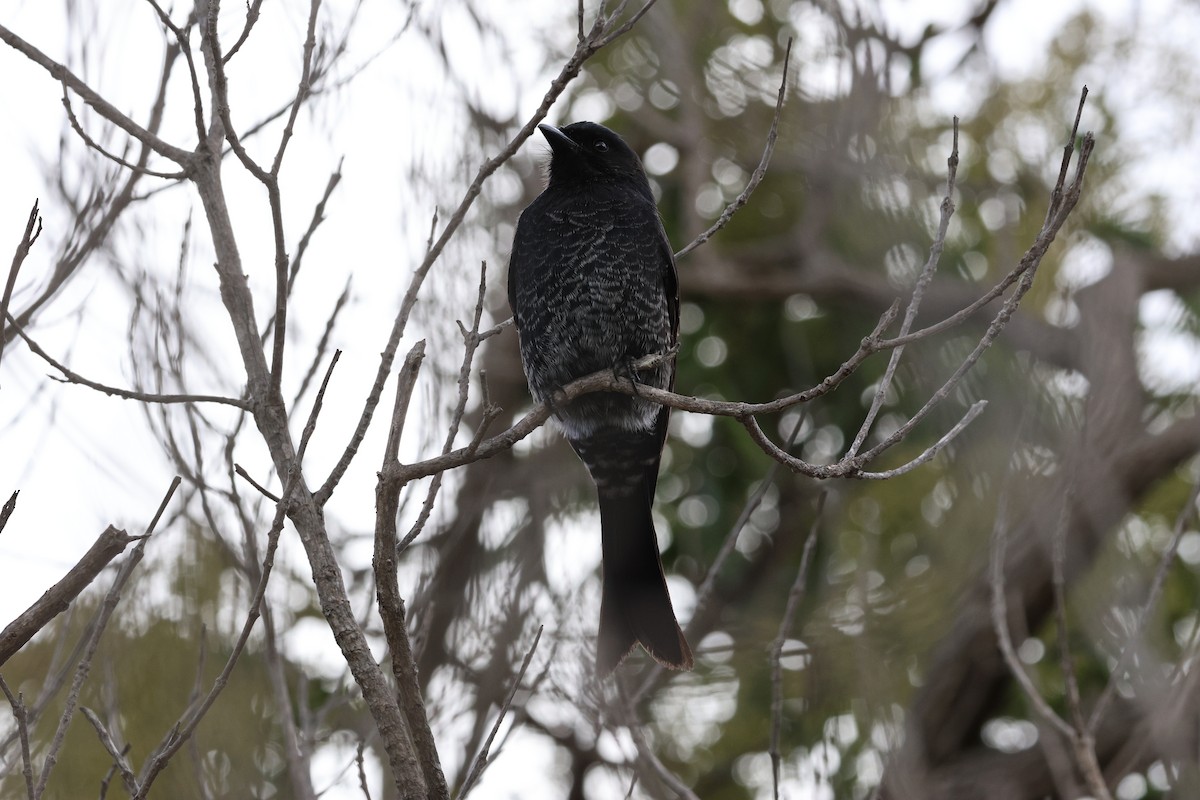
2, 0, 1200, 797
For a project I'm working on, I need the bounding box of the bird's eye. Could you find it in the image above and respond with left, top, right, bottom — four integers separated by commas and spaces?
593, 140, 609, 152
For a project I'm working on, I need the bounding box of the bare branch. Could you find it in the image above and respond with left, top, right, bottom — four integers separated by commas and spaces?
856, 129, 1095, 467
770, 495, 824, 800
0, 676, 36, 800
989, 488, 1075, 742
400, 262, 492, 552
1089, 477, 1200, 733
60, 86, 185, 179
0, 201, 42, 368
222, 0, 265, 63
457, 626, 543, 799
5, 313, 251, 409
356, 739, 373, 800
0, 526, 139, 668
135, 481, 289, 796
0, 23, 192, 164
848, 117, 960, 458
234, 463, 282, 503
855, 400, 986, 480
385, 303, 899, 485
0, 491, 17, 537
35, 476, 179, 798
674, 37, 791, 260
372, 340, 447, 797
618, 679, 700, 800
81, 707, 139, 796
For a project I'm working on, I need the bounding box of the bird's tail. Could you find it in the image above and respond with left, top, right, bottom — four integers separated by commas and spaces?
596, 487, 693, 675
572, 425, 693, 676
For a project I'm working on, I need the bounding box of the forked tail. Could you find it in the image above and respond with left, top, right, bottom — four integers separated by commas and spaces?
595, 485, 693, 676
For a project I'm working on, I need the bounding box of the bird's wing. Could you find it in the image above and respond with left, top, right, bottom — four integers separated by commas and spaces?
507, 212, 526, 321
658, 217, 679, 349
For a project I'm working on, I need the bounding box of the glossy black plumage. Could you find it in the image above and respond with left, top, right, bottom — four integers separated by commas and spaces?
508, 121, 692, 675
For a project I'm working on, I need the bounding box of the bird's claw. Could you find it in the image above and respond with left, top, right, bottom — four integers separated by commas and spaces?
612, 360, 644, 397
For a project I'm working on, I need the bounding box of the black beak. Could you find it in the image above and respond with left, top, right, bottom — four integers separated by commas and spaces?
538, 124, 578, 155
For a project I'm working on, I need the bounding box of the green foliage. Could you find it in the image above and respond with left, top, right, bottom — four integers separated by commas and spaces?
556, 2, 1200, 796
0, 528, 353, 799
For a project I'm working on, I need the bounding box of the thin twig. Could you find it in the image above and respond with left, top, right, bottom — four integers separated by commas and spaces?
0, 490, 17, 537
1050, 492, 1086, 733
297, 350, 341, 467
233, 464, 281, 503
222, 0, 265, 63
356, 739, 373, 800
0, 23, 192, 163
456, 626, 543, 799
1044, 486, 1113, 799
990, 485, 1075, 742
1089, 477, 1200, 733
595, 0, 663, 48
847, 118, 959, 458
1, 200, 43, 369
60, 87, 185, 179
855, 400, 987, 479
288, 165, 343, 293
400, 262, 491, 552
141, 0, 206, 143
675, 38, 791, 259
134, 482, 290, 796
267, 0, 323, 395
292, 280, 352, 414
770, 495, 824, 800
5, 313, 250, 409
0, 676, 36, 800
81, 707, 139, 795
1047, 86, 1089, 227
34, 477, 180, 799
618, 679, 700, 800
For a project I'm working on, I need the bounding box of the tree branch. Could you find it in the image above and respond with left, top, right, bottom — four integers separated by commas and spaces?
0, 23, 192, 164
674, 37, 791, 260
0, 526, 139, 668
0, 201, 43, 368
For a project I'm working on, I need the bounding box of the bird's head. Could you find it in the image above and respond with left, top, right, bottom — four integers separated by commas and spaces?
538, 121, 649, 190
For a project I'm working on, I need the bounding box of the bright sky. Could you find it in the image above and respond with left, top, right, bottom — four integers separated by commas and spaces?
1, 0, 1198, 796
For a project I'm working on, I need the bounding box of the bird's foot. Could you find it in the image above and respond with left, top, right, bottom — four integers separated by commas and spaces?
611, 360, 644, 397
543, 383, 570, 415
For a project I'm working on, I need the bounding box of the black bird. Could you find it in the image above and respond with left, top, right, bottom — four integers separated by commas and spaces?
508, 121, 693, 675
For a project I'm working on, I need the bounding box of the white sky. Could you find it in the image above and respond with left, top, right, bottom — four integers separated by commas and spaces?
2, 0, 1198, 797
